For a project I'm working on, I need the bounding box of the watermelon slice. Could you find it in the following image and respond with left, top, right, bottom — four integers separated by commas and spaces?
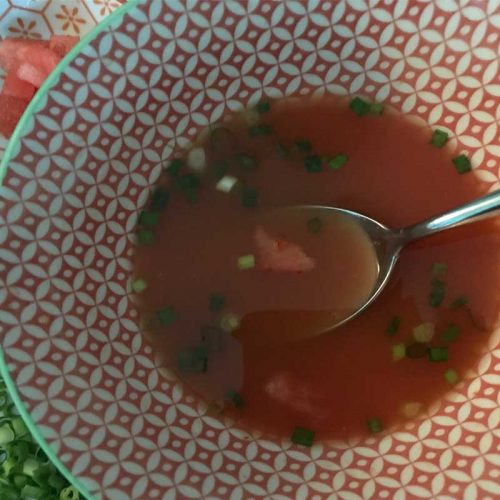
0, 95, 29, 137
254, 226, 316, 272
49, 35, 79, 58
0, 39, 49, 71
2, 69, 36, 100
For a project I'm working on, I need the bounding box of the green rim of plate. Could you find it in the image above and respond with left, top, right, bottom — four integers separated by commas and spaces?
0, 0, 141, 498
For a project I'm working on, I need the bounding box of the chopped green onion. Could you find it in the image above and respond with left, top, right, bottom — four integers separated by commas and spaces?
21, 485, 45, 499
150, 187, 169, 211
131, 278, 148, 294
216, 175, 238, 193
0, 424, 15, 446
210, 160, 230, 180
386, 316, 401, 336
392, 343, 406, 361
136, 229, 154, 246
307, 217, 323, 234
156, 306, 176, 327
33, 465, 52, 486
406, 342, 429, 359
429, 278, 446, 308
291, 426, 315, 447
326, 153, 348, 170
225, 389, 244, 408
139, 211, 159, 227
220, 313, 241, 332
452, 154, 472, 174
431, 262, 447, 276
304, 155, 323, 173
165, 158, 184, 176
275, 143, 289, 158
256, 101, 271, 113
236, 153, 258, 170
238, 254, 255, 270
369, 102, 384, 115
428, 346, 449, 362
401, 401, 423, 418
22, 457, 40, 477
240, 185, 259, 208
60, 485, 79, 500
209, 293, 225, 312
201, 325, 226, 352
349, 97, 371, 116
431, 129, 449, 148
294, 139, 312, 152
249, 124, 273, 137
444, 368, 459, 385
177, 346, 208, 373
413, 322, 435, 343
210, 127, 237, 153
367, 417, 383, 434
11, 417, 27, 437
442, 324, 460, 342
450, 295, 469, 309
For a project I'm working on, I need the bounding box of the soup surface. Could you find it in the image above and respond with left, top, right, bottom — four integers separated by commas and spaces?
133, 96, 500, 442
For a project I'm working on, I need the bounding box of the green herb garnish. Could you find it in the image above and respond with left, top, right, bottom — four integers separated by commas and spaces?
428, 346, 448, 362
176, 173, 201, 191
291, 427, 315, 447
209, 293, 225, 312
349, 97, 371, 116
431, 262, 447, 276
367, 417, 383, 434
370, 102, 384, 115
429, 278, 446, 308
131, 278, 148, 294
238, 254, 255, 270
450, 295, 469, 309
165, 158, 184, 176
307, 217, 323, 234
225, 389, 244, 409
444, 368, 459, 385
150, 187, 169, 211
452, 154, 472, 174
326, 153, 348, 170
136, 229, 154, 246
157, 306, 176, 326
431, 129, 449, 148
442, 324, 460, 343
220, 313, 241, 332
304, 155, 323, 173
249, 124, 273, 137
139, 211, 159, 227
256, 101, 271, 113
177, 346, 208, 373
294, 139, 312, 152
392, 343, 406, 361
236, 153, 258, 170
240, 185, 259, 208
387, 316, 401, 336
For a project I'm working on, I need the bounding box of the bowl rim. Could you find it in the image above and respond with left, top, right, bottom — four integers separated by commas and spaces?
0, 1, 140, 497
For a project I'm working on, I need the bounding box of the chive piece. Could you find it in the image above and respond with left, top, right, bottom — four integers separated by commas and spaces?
165, 158, 184, 176
276, 143, 289, 158
452, 154, 472, 174
406, 342, 429, 359
349, 97, 370, 116
240, 185, 259, 208
327, 153, 348, 170
392, 343, 406, 361
210, 127, 238, 153
136, 229, 154, 246
431, 262, 447, 276
450, 295, 469, 310
236, 153, 258, 171
444, 368, 459, 385
369, 102, 384, 115
157, 306, 176, 326
238, 254, 255, 270
429, 278, 446, 308
60, 486, 80, 500
413, 322, 435, 343
387, 316, 401, 336
209, 293, 225, 312
177, 346, 208, 373
211, 160, 230, 180
139, 210, 159, 227
249, 124, 272, 137
304, 155, 323, 173
294, 139, 312, 152
307, 217, 323, 234
150, 187, 169, 211
131, 278, 148, 294
291, 426, 315, 447
256, 101, 271, 113
220, 313, 241, 332
225, 389, 244, 408
428, 346, 449, 362
442, 324, 460, 343
367, 417, 383, 434
201, 325, 226, 352
431, 129, 449, 148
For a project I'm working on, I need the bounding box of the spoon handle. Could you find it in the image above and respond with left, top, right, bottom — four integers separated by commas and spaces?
400, 189, 500, 244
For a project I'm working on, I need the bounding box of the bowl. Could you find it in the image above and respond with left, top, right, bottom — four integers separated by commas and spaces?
1, 0, 499, 498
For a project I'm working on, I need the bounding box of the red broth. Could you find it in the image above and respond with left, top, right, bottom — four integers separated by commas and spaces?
134, 96, 500, 441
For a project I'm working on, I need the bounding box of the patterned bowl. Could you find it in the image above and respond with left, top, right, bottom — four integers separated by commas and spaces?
1, 1, 500, 498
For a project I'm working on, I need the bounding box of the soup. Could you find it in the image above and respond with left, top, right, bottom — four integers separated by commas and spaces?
133, 96, 500, 444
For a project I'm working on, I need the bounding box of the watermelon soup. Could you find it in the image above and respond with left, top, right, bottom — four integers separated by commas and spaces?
134, 95, 500, 443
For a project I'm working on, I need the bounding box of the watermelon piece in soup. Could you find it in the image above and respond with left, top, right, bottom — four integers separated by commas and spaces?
0, 39, 49, 71
2, 70, 36, 100
0, 95, 29, 137
49, 35, 79, 57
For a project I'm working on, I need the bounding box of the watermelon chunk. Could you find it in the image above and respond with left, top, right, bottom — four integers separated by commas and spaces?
16, 63, 47, 88
49, 35, 79, 58
254, 226, 316, 272
0, 95, 29, 137
0, 39, 49, 71
2, 69, 36, 100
